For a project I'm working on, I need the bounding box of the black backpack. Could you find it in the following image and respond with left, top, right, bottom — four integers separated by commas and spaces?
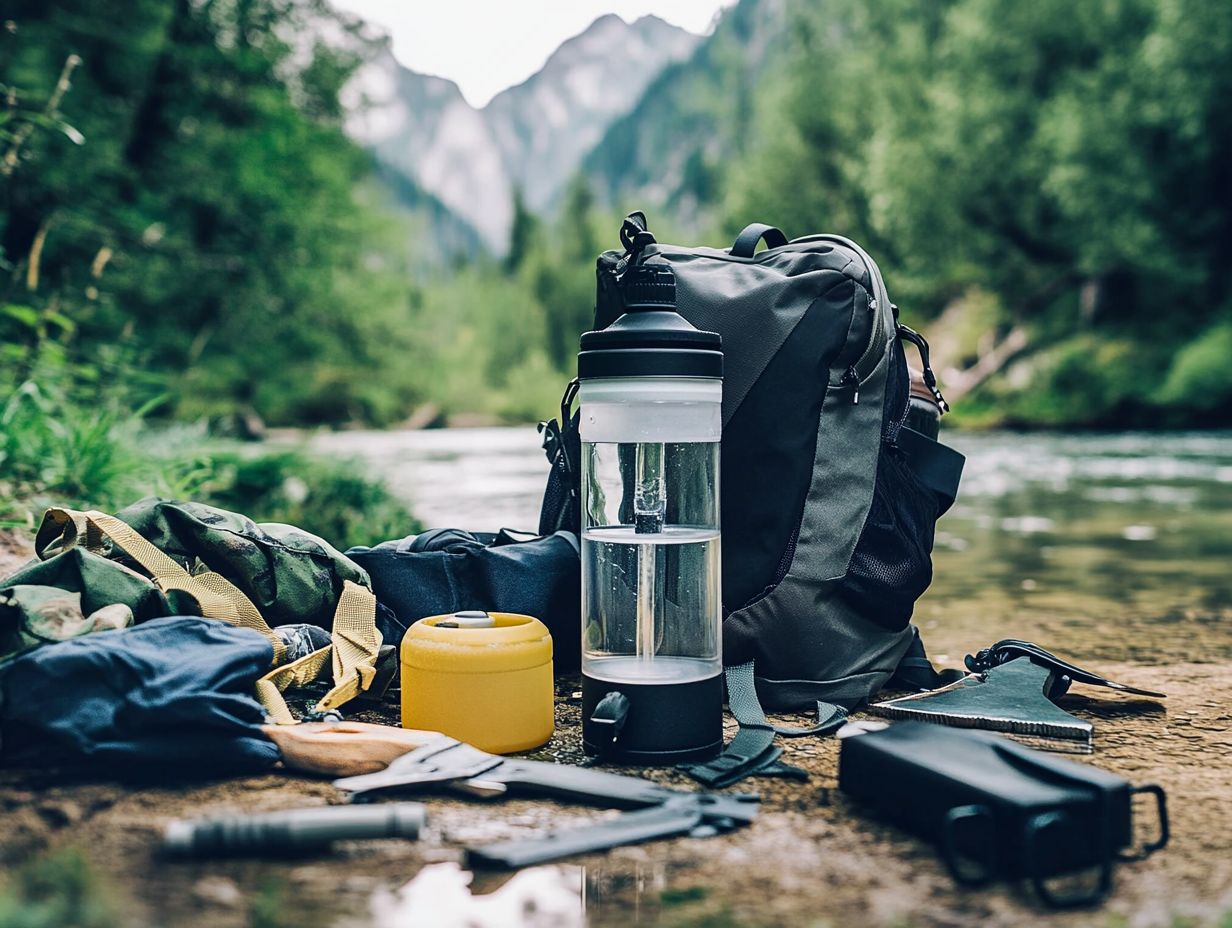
540, 213, 964, 710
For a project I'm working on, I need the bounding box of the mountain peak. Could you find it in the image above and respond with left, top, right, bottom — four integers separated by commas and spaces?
588, 11, 626, 27
633, 13, 688, 32
348, 11, 701, 251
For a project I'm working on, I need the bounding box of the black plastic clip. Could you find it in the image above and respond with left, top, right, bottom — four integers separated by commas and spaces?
897, 322, 950, 413
588, 691, 631, 755
538, 378, 579, 498
939, 803, 997, 886
1023, 810, 1114, 909
619, 211, 657, 265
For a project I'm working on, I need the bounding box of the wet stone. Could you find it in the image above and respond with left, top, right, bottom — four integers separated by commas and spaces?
192, 876, 243, 908
34, 800, 83, 828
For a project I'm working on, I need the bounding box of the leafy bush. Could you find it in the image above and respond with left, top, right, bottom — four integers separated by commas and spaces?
0, 357, 418, 551
969, 335, 1153, 428
0, 360, 204, 524
199, 450, 420, 551
494, 350, 569, 423
1160, 319, 1232, 418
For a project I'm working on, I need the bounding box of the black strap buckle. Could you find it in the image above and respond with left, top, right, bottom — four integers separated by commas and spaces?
1023, 810, 1114, 908
1119, 784, 1169, 861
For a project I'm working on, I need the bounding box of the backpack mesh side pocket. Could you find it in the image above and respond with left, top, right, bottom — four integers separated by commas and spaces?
839, 445, 940, 631
838, 337, 941, 632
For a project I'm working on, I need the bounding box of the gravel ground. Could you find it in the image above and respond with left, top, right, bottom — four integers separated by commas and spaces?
1, 530, 1230, 928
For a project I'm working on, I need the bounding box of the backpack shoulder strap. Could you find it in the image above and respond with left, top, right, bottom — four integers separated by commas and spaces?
681, 662, 847, 789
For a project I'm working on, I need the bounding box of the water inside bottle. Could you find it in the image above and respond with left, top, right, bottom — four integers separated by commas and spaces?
581, 525, 721, 683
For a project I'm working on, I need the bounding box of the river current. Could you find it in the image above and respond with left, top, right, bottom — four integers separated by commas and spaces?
308, 427, 1232, 664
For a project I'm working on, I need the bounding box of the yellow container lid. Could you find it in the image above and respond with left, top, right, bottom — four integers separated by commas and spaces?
401, 611, 552, 672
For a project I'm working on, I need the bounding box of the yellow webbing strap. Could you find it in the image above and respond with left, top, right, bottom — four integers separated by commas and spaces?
36, 507, 105, 557
254, 581, 382, 725
78, 510, 284, 661
255, 647, 333, 725
37, 508, 383, 723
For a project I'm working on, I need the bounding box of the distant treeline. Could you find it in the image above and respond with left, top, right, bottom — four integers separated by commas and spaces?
721, 0, 1232, 427
3, 0, 1231, 431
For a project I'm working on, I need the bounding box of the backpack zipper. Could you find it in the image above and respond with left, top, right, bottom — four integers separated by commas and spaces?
840, 366, 860, 404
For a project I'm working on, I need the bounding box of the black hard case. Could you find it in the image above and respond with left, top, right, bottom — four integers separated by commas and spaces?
838, 722, 1166, 906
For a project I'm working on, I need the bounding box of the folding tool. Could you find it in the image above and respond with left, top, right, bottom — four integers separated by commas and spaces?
333, 736, 758, 868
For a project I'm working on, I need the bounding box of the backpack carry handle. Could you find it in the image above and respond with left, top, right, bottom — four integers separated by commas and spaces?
730, 223, 788, 258
619, 211, 656, 263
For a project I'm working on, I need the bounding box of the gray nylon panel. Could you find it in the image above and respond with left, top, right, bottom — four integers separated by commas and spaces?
727, 578, 914, 709
641, 244, 862, 425
722, 345, 912, 708
797, 344, 890, 584
625, 237, 911, 711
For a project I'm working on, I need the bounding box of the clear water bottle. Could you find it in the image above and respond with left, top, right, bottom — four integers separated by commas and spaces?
577, 261, 724, 763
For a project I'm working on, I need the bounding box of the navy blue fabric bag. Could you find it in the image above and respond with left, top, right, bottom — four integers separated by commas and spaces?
348, 529, 581, 670
0, 617, 279, 777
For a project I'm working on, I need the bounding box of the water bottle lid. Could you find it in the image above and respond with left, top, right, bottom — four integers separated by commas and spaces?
578, 262, 722, 381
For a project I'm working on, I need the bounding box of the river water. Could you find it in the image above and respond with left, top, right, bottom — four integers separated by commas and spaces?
309, 427, 1232, 664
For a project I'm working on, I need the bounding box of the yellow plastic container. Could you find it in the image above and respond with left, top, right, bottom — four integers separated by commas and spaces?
400, 611, 554, 754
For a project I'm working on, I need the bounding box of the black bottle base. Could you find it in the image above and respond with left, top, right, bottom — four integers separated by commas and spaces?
581, 670, 723, 764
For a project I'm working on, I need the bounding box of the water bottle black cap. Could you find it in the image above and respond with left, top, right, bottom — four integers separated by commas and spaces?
578, 262, 722, 380
621, 263, 676, 310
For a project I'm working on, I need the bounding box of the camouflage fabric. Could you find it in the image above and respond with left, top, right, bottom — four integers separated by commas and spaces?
20, 500, 385, 722
36, 498, 373, 630
0, 549, 167, 660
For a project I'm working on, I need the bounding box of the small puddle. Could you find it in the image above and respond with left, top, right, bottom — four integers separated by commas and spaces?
369, 862, 584, 928
365, 860, 683, 927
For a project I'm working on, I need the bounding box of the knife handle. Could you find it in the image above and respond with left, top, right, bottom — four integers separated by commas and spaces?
264, 722, 441, 778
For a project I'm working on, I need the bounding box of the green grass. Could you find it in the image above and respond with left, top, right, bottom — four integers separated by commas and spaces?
0, 850, 117, 928
249, 878, 290, 928
0, 379, 171, 524
0, 365, 419, 551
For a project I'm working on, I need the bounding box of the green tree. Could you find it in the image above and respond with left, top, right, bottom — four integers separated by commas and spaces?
530, 173, 599, 369
1, 0, 417, 426
503, 186, 539, 275
726, 0, 1232, 425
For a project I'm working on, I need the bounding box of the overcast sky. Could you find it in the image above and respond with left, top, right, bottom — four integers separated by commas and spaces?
330, 1, 736, 107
